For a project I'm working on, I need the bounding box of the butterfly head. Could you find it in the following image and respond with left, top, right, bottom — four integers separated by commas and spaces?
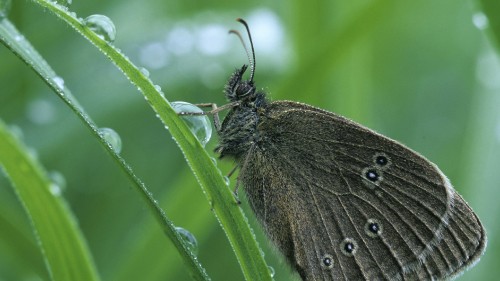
224, 64, 257, 102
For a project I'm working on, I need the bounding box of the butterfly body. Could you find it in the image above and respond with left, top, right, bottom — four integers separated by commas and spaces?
215, 64, 486, 281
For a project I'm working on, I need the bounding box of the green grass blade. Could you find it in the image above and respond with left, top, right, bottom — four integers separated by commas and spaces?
0, 119, 100, 281
22, 1, 272, 280
0, 18, 210, 281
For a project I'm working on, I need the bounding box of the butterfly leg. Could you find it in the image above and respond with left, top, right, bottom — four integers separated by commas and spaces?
177, 101, 239, 132
225, 164, 242, 204
230, 143, 257, 204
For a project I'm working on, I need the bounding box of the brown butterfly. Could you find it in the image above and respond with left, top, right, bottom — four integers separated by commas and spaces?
186, 19, 487, 280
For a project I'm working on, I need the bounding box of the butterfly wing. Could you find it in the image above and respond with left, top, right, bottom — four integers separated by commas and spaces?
239, 101, 486, 280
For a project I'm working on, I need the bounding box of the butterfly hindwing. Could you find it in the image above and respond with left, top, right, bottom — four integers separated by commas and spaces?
239, 101, 485, 280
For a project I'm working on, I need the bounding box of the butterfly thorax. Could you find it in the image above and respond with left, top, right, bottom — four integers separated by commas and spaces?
215, 65, 268, 159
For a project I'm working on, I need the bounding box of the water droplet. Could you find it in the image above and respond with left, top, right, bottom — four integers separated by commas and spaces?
98, 127, 122, 153
53, 76, 65, 90
49, 171, 67, 191
175, 227, 198, 255
49, 183, 62, 196
223, 176, 230, 186
154, 84, 162, 92
259, 247, 265, 258
139, 67, 150, 77
0, 0, 11, 20
84, 14, 116, 42
14, 34, 24, 42
472, 12, 488, 30
171, 101, 212, 147
268, 266, 275, 277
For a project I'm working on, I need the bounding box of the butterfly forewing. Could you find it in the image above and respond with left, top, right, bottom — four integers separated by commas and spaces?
238, 101, 485, 281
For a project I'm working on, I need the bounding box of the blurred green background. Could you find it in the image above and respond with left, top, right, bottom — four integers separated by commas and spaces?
1, 0, 499, 280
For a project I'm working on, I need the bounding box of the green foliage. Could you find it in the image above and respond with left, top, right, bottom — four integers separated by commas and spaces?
0, 118, 100, 281
1, 0, 498, 280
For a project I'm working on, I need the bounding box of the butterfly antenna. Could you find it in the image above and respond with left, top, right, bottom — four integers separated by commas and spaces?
228, 29, 251, 68
229, 18, 256, 83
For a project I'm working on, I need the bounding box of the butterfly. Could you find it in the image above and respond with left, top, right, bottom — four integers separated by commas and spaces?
189, 18, 486, 280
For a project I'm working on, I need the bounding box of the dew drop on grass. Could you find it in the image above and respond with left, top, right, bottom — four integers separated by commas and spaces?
210, 157, 217, 165
0, 0, 11, 20
268, 266, 275, 278
98, 127, 122, 153
53, 76, 65, 90
84, 14, 116, 42
49, 183, 62, 196
171, 101, 212, 147
175, 226, 199, 255
49, 171, 67, 191
139, 67, 150, 77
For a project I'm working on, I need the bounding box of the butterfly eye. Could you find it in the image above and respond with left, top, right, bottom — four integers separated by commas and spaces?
340, 238, 357, 257
365, 169, 380, 182
375, 155, 387, 166
321, 254, 334, 269
365, 219, 383, 238
362, 167, 383, 188
373, 153, 391, 169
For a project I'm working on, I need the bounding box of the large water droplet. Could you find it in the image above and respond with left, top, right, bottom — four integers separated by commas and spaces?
0, 0, 11, 20
171, 101, 212, 147
98, 127, 122, 153
84, 15, 116, 42
175, 226, 199, 255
